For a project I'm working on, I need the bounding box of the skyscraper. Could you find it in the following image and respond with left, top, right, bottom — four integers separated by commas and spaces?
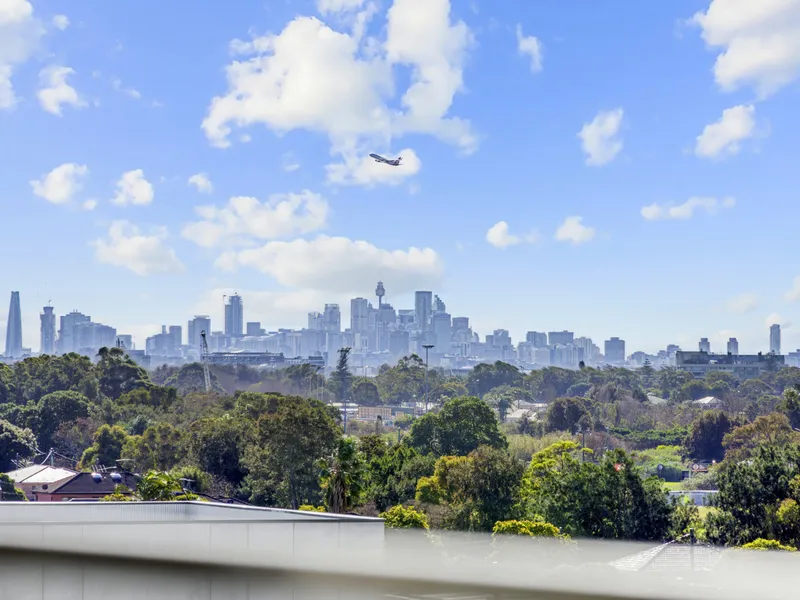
604, 337, 626, 364
224, 294, 244, 338
4, 291, 23, 358
40, 305, 56, 355
350, 298, 370, 333
699, 338, 711, 353
727, 337, 739, 355
770, 324, 781, 354
414, 291, 432, 332
188, 315, 211, 349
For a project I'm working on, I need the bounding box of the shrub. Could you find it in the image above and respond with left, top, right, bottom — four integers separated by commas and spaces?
380, 505, 429, 529
741, 538, 796, 552
492, 519, 564, 539
298, 504, 326, 512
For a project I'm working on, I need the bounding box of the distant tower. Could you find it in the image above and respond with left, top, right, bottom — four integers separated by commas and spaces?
699, 338, 711, 353
770, 324, 781, 354
224, 294, 244, 338
40, 305, 56, 355
375, 281, 385, 308
4, 291, 23, 358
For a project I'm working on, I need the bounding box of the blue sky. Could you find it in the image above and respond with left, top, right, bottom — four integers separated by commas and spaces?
2, 0, 800, 355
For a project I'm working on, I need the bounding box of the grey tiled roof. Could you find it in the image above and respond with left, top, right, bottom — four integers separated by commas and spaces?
612, 542, 723, 572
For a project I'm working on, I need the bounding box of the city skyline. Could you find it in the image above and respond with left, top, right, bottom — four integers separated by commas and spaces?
0, 287, 791, 360
1, 1, 799, 356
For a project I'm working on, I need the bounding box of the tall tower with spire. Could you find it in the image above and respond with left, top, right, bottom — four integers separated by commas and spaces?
375, 281, 385, 308
5, 291, 23, 358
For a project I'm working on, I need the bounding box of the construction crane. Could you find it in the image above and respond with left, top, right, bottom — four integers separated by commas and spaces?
200, 329, 212, 393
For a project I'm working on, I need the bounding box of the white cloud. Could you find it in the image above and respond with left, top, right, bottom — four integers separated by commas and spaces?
51, 14, 68, 30
326, 148, 421, 186
82, 198, 97, 211
282, 152, 300, 172
317, 0, 366, 14
785, 276, 800, 302
202, 0, 477, 159
578, 108, 624, 166
30, 163, 88, 204
92, 221, 183, 276
727, 292, 759, 314
765, 312, 791, 330
695, 104, 756, 159
216, 235, 443, 294
0, 0, 45, 109
691, 0, 800, 98
188, 172, 213, 194
554, 216, 595, 245
485, 221, 539, 248
182, 190, 329, 248
112, 77, 141, 99
111, 169, 154, 206
37, 65, 85, 115
516, 24, 542, 73
641, 196, 735, 220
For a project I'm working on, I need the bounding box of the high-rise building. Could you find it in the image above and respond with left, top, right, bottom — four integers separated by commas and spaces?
188, 315, 211, 349
770, 324, 781, 354
431, 312, 452, 351
308, 312, 324, 330
246, 322, 264, 336
433, 295, 446, 314
526, 331, 548, 347
414, 291, 433, 332
57, 311, 90, 354
40, 305, 56, 355
350, 298, 370, 333
4, 291, 23, 358
548, 330, 574, 346
699, 338, 711, 353
323, 304, 341, 333
604, 337, 626, 364
224, 294, 244, 338
727, 337, 739, 355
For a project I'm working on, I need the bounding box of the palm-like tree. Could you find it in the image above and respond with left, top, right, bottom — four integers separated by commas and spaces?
319, 437, 365, 514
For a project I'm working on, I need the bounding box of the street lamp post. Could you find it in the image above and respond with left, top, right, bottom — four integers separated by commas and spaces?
423, 344, 434, 412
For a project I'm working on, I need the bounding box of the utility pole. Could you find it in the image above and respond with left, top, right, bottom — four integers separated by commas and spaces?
423, 344, 434, 413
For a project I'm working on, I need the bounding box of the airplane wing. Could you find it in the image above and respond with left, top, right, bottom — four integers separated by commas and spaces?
369, 153, 387, 162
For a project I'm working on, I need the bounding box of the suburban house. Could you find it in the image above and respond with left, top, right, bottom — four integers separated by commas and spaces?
5, 465, 76, 501
33, 472, 138, 502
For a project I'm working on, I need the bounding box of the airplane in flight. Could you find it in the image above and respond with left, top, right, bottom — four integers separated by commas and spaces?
369, 153, 402, 166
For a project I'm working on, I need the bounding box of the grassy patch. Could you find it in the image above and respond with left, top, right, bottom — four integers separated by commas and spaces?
662, 481, 683, 491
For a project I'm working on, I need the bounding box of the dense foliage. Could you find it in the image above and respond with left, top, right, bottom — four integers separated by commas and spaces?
4, 350, 800, 547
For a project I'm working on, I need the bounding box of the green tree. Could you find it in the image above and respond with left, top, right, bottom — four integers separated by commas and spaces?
723, 413, 799, 462
467, 361, 523, 397
136, 470, 183, 501
95, 346, 151, 400
79, 424, 128, 470
0, 419, 36, 471
245, 397, 340, 508
407, 396, 507, 457
706, 444, 800, 546
319, 437, 366, 514
35, 390, 91, 450
366, 442, 436, 512
518, 442, 672, 541
545, 397, 592, 433
684, 411, 737, 461
186, 416, 246, 485
351, 378, 381, 406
